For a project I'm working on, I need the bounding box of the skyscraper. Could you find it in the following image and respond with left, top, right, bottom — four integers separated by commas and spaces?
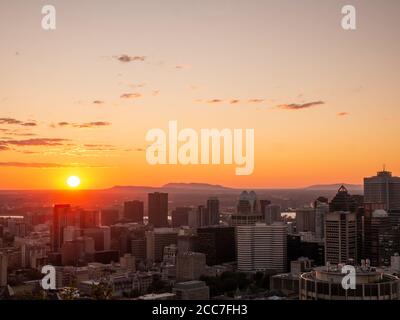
171, 207, 191, 227
231, 191, 263, 226
264, 204, 281, 225
314, 200, 329, 240
196, 226, 236, 265
295, 207, 316, 233
0, 253, 7, 286
325, 211, 357, 264
52, 204, 71, 252
329, 186, 358, 212
236, 223, 287, 272
124, 200, 144, 223
206, 197, 220, 226
148, 193, 168, 227
364, 170, 400, 211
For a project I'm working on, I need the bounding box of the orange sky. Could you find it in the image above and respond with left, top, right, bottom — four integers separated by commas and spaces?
1, 0, 400, 189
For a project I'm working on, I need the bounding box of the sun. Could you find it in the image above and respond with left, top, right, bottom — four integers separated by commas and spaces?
67, 176, 81, 188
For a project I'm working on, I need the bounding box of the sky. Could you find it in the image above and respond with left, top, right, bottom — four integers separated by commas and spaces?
0, 0, 400, 189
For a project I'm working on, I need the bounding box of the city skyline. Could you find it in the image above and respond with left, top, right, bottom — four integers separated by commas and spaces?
1, 0, 400, 189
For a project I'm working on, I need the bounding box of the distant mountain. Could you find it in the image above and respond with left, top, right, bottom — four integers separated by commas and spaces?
304, 183, 363, 191
162, 183, 234, 190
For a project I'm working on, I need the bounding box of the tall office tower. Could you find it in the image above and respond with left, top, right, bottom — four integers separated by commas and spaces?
195, 226, 236, 265
295, 207, 316, 233
324, 211, 357, 264
367, 209, 392, 266
52, 204, 71, 252
83, 227, 111, 251
146, 228, 178, 263
79, 210, 100, 229
171, 207, 191, 227
237, 191, 259, 214
236, 223, 287, 272
364, 170, 400, 211
207, 197, 220, 226
131, 238, 146, 262
232, 191, 264, 226
259, 199, 272, 215
176, 252, 207, 282
314, 201, 329, 240
100, 209, 119, 226
0, 253, 7, 286
329, 185, 358, 213
148, 193, 169, 227
198, 205, 209, 227
124, 200, 144, 223
264, 204, 282, 224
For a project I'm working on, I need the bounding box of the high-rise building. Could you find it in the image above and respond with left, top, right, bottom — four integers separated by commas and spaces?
232, 191, 264, 226
100, 209, 119, 226
364, 170, 400, 211
146, 228, 178, 263
0, 253, 7, 286
52, 204, 71, 252
314, 200, 329, 240
296, 207, 316, 233
329, 186, 358, 213
148, 193, 168, 227
195, 226, 236, 265
131, 238, 146, 262
171, 207, 191, 227
124, 200, 144, 223
176, 252, 206, 282
236, 223, 287, 272
79, 210, 100, 229
325, 211, 357, 264
207, 197, 220, 226
264, 204, 281, 225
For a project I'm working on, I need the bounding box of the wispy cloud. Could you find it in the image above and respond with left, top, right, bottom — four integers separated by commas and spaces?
57, 121, 111, 128
206, 99, 224, 104
0, 162, 107, 168
248, 99, 264, 103
93, 100, 104, 104
337, 112, 349, 117
0, 117, 37, 126
115, 54, 146, 63
120, 93, 142, 99
277, 101, 325, 110
3, 138, 69, 146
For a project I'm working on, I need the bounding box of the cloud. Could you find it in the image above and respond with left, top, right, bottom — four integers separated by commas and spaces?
248, 99, 264, 103
175, 64, 191, 70
0, 145, 9, 151
57, 122, 111, 128
0, 162, 106, 168
0, 117, 37, 126
277, 101, 325, 110
93, 100, 104, 104
4, 138, 69, 146
120, 93, 142, 99
207, 99, 223, 104
116, 55, 146, 63
337, 112, 349, 117
230, 100, 240, 104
